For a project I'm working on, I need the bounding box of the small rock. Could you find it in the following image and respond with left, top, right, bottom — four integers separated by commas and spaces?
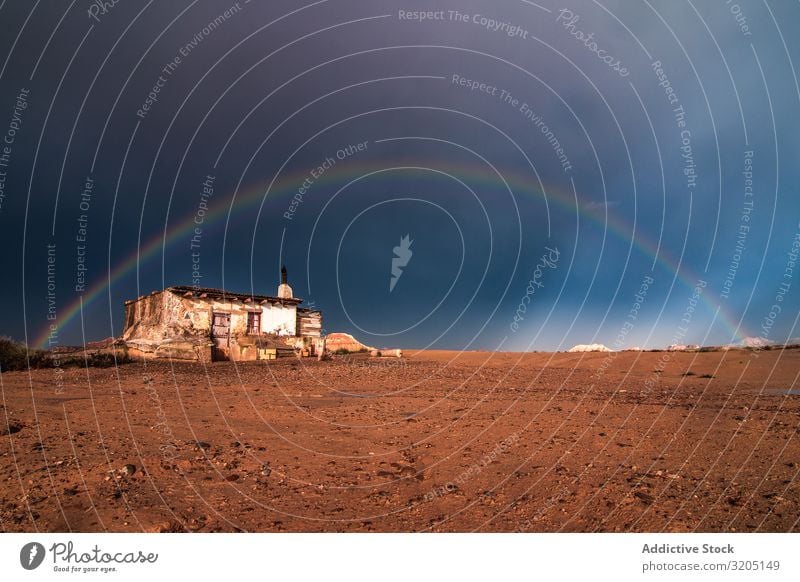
195, 441, 211, 450
261, 463, 271, 477
1, 422, 23, 436
121, 464, 136, 476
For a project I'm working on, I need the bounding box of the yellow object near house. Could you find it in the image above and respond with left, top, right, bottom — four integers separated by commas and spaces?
258, 348, 277, 360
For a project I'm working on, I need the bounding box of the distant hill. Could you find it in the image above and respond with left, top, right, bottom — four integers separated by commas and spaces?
568, 343, 612, 353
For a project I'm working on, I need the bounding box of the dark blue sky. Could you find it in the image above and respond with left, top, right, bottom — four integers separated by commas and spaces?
0, 0, 798, 351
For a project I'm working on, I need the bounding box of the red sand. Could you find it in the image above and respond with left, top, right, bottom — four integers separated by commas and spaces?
1, 348, 798, 532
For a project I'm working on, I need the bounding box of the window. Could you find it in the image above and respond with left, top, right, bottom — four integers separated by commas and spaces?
247, 312, 261, 335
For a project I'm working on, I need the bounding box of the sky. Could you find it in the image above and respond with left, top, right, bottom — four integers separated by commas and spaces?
0, 0, 798, 352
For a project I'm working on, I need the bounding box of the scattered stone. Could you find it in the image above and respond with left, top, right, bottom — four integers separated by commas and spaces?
261, 463, 272, 477
121, 464, 136, 476
194, 441, 211, 451
634, 491, 654, 505
397, 465, 418, 479
1, 422, 23, 436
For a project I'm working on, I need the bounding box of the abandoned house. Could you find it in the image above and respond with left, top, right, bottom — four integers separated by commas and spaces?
121, 267, 323, 361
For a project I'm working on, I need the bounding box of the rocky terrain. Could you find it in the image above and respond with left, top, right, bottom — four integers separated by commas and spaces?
1, 348, 798, 532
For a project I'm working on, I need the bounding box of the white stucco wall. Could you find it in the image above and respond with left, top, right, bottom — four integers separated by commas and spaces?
261, 303, 297, 336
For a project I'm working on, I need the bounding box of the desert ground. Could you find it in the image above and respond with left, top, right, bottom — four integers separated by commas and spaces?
1, 348, 799, 532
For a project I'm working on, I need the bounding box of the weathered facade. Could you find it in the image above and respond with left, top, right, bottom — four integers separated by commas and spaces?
122, 269, 323, 362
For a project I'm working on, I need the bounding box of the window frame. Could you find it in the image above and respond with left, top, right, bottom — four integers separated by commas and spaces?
247, 311, 261, 335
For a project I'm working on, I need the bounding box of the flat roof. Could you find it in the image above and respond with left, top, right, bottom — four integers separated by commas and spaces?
124, 286, 303, 306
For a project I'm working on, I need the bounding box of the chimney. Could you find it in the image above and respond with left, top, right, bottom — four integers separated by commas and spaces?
277, 265, 293, 299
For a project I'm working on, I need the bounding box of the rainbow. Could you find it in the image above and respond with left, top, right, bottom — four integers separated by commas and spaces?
33, 159, 744, 348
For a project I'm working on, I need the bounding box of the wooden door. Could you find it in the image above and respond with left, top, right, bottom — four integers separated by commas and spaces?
212, 312, 230, 338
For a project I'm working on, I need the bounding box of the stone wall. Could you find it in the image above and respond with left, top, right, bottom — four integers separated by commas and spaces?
123, 291, 211, 341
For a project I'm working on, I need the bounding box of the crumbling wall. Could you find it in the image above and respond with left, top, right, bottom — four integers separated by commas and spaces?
122, 292, 168, 341
297, 309, 322, 338
123, 291, 211, 342
181, 297, 212, 333
125, 337, 213, 362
